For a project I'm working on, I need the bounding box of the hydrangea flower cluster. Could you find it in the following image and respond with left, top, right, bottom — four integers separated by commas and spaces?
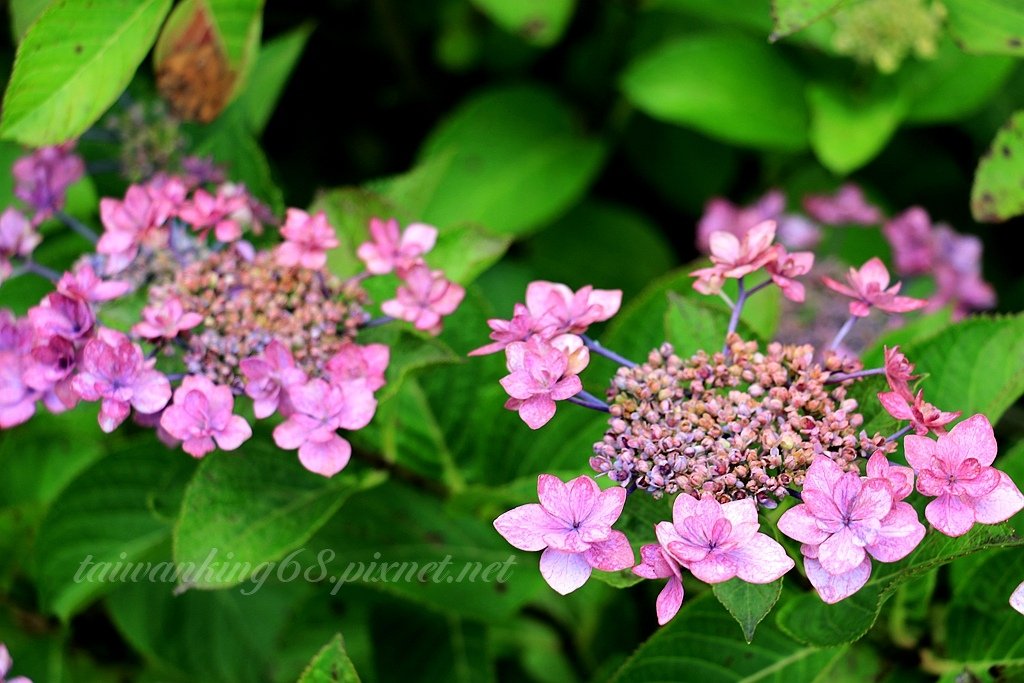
483, 216, 1022, 622
0, 145, 464, 478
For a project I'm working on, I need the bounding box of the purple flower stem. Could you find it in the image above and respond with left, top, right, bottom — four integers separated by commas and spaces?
57, 211, 98, 245
828, 314, 858, 352
581, 335, 636, 368
826, 367, 886, 384
723, 276, 747, 354
364, 315, 396, 328
568, 390, 610, 413
745, 278, 774, 298
886, 424, 913, 443
16, 258, 61, 282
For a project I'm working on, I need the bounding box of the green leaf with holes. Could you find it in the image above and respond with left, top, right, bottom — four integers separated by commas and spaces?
770, 0, 846, 40
972, 110, 1024, 223
944, 0, 1024, 56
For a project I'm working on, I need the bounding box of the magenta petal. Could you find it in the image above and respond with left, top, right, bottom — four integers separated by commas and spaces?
273, 415, 317, 450
539, 548, 592, 595
518, 395, 557, 429
494, 504, 561, 552
972, 471, 1024, 524
182, 436, 217, 458
656, 575, 685, 625
866, 502, 925, 563
98, 398, 130, 433
804, 556, 872, 604
584, 531, 634, 572
298, 435, 351, 477
214, 415, 252, 451
130, 370, 172, 414
634, 544, 676, 580
729, 533, 795, 583
945, 414, 998, 467
778, 505, 831, 545
926, 493, 975, 537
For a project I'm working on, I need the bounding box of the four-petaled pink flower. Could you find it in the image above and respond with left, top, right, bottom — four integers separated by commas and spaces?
501, 334, 589, 429
272, 378, 375, 476
160, 375, 252, 457
696, 190, 784, 254
56, 263, 130, 303
0, 208, 40, 282
13, 142, 84, 221
177, 187, 246, 243
357, 218, 438, 274
803, 184, 883, 226
0, 642, 33, 683
523, 281, 622, 336
690, 220, 780, 295
883, 346, 917, 400
240, 341, 308, 418
468, 303, 551, 356
656, 494, 794, 585
904, 414, 1024, 538
28, 293, 94, 341
822, 257, 927, 318
98, 184, 171, 273
778, 455, 925, 604
493, 474, 634, 595
71, 331, 172, 432
381, 264, 464, 335
878, 390, 960, 436
633, 544, 685, 625
765, 246, 814, 303
325, 343, 389, 394
275, 208, 339, 270
132, 297, 204, 340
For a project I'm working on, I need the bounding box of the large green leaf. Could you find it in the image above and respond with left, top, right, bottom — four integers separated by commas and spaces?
9, 0, 51, 41
415, 85, 607, 235
297, 635, 361, 683
620, 33, 808, 151
610, 592, 847, 681
173, 444, 386, 590
0, 0, 172, 145
713, 578, 784, 643
903, 314, 1024, 422
33, 445, 196, 620
235, 23, 312, 135
204, 0, 263, 70
807, 82, 907, 175
469, 0, 575, 47
944, 0, 1024, 56
775, 524, 1024, 646
972, 110, 1024, 223
770, 0, 845, 40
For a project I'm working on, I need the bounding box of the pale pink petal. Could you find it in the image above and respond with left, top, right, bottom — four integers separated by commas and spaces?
729, 533, 795, 583
633, 544, 677, 580
584, 531, 634, 571
1011, 580, 1024, 615
671, 491, 701, 524
971, 472, 1024, 524
213, 415, 252, 451
944, 414, 998, 467
719, 498, 760, 545
778, 504, 831, 545
878, 392, 914, 421
517, 394, 557, 429
804, 555, 872, 604
183, 435, 217, 458
821, 276, 858, 299
584, 486, 627, 531
686, 552, 737, 584
859, 257, 891, 289
298, 435, 352, 477
709, 231, 741, 263
99, 398, 130, 433
817, 526, 867, 575
539, 548, 592, 595
904, 434, 937, 472
926, 493, 976, 537
587, 289, 622, 320
537, 474, 573, 523
656, 575, 685, 625
273, 415, 319, 450
866, 502, 925, 563
657, 522, 706, 563
549, 375, 582, 401
494, 504, 561, 552
878, 295, 927, 314
402, 223, 438, 253
129, 370, 172, 414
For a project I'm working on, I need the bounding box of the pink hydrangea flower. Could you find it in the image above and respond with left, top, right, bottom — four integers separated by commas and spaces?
633, 544, 685, 625
1012, 580, 1024, 615
690, 220, 780, 295
356, 218, 438, 275
13, 142, 84, 221
28, 293, 95, 342
272, 378, 376, 476
22, 334, 78, 410
132, 297, 204, 340
160, 375, 252, 457
325, 343, 389, 393
98, 184, 171, 272
177, 186, 246, 242
145, 174, 189, 219
56, 263, 130, 303
468, 303, 551, 356
523, 281, 622, 336
240, 341, 308, 419
0, 208, 40, 281
803, 184, 883, 226
0, 313, 37, 429
0, 642, 32, 683
71, 331, 172, 432
882, 207, 934, 276
381, 264, 464, 335
878, 390, 960, 436
274, 208, 339, 270
930, 226, 996, 318
904, 414, 1024, 537
765, 246, 814, 303
696, 190, 785, 253
501, 334, 589, 429
775, 214, 823, 250
822, 257, 927, 318
778, 455, 925, 604
493, 474, 633, 595
656, 494, 794, 585
883, 346, 918, 400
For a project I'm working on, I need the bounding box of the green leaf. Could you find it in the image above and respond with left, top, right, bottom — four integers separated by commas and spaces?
903, 314, 1024, 423
33, 446, 196, 620
652, 0, 773, 34
776, 524, 1024, 646
204, 0, 263, 70
173, 444, 386, 590
663, 291, 731, 359
416, 85, 607, 235
944, 0, 1024, 56
807, 82, 907, 174
9, 0, 51, 41
610, 592, 846, 681
972, 110, 1024, 223
770, 0, 845, 40
620, 33, 808, 151
469, 0, 575, 47
297, 634, 362, 683
0, 0, 172, 145
355, 326, 461, 402
235, 23, 312, 135
713, 578, 784, 643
